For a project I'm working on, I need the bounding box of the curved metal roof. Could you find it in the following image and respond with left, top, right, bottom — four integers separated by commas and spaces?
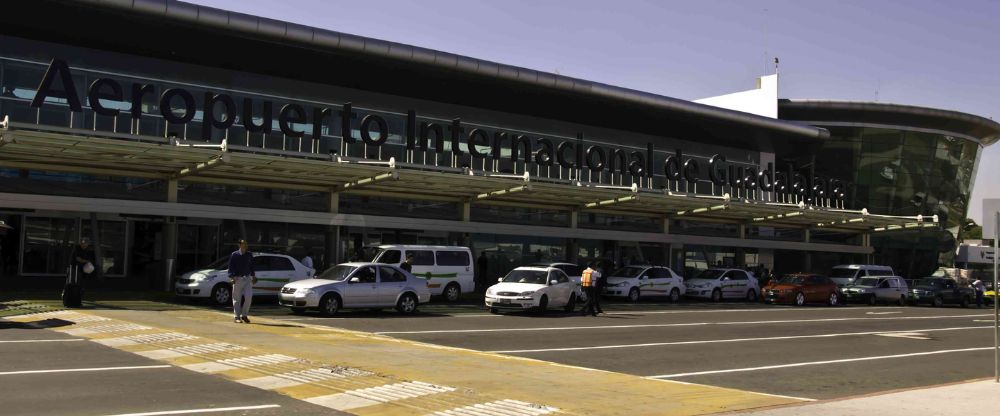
779, 100, 1000, 146
7, 0, 828, 152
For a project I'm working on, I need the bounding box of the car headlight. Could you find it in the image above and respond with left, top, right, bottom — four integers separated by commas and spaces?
190, 273, 215, 282
296, 288, 315, 295
486, 288, 495, 296
519, 291, 536, 297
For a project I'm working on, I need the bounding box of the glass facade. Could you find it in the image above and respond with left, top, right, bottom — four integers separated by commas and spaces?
777, 125, 982, 277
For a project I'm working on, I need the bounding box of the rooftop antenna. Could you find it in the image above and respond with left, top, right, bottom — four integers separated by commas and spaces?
774, 57, 779, 75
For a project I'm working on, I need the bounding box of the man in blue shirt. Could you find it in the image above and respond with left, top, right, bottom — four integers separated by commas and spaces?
227, 239, 257, 323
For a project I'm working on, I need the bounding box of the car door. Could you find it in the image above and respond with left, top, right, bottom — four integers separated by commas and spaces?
874, 278, 892, 302
262, 256, 297, 294
648, 267, 671, 296
727, 271, 749, 298
343, 265, 379, 306
548, 269, 573, 305
250, 255, 275, 295
942, 279, 958, 302
378, 266, 408, 306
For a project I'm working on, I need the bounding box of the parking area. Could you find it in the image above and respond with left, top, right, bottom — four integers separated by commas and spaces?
260, 299, 997, 400
0, 319, 340, 416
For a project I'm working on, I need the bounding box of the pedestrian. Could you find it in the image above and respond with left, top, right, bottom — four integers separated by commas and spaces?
593, 264, 605, 314
301, 251, 314, 270
579, 262, 600, 316
71, 237, 96, 279
227, 239, 257, 323
400, 253, 414, 273
971, 278, 986, 308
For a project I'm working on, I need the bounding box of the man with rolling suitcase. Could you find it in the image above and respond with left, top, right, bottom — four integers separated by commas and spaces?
63, 237, 95, 307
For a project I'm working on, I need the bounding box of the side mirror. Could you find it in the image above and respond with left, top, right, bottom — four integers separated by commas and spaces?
550, 280, 559, 285
349, 277, 360, 283
497, 277, 503, 282
722, 276, 731, 281
641, 275, 649, 280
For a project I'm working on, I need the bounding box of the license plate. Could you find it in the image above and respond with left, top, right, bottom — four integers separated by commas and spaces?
500, 299, 511, 304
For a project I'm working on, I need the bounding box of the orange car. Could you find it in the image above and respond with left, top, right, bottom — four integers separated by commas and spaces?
762, 273, 840, 306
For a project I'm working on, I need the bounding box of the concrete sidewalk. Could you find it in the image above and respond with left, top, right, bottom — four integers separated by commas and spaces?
727, 379, 999, 416
5, 303, 802, 416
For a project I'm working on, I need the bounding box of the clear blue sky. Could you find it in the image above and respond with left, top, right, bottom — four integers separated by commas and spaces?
188, 0, 999, 222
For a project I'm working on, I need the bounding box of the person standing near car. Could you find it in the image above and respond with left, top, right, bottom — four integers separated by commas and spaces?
228, 239, 257, 323
301, 251, 314, 270
593, 264, 605, 314
580, 262, 600, 316
971, 278, 986, 308
400, 253, 414, 273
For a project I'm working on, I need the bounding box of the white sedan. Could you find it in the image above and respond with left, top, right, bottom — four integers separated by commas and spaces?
602, 265, 686, 302
279, 262, 431, 316
485, 267, 578, 314
685, 268, 760, 302
175, 253, 314, 305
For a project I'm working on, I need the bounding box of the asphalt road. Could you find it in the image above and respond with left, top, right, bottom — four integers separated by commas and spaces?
0, 320, 342, 416
259, 299, 998, 400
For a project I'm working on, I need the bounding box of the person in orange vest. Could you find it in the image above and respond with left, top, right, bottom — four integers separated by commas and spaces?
580, 262, 602, 316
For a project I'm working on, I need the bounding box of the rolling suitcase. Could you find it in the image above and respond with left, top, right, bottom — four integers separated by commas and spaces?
62, 266, 83, 308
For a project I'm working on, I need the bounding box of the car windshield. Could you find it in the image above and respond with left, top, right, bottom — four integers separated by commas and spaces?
694, 269, 726, 280
854, 277, 880, 287
611, 266, 645, 278
501, 270, 548, 284
917, 278, 942, 287
779, 276, 805, 285
206, 256, 229, 270
829, 268, 856, 279
317, 265, 356, 281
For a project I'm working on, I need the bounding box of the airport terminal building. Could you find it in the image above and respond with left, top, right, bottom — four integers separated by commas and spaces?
0, 0, 996, 289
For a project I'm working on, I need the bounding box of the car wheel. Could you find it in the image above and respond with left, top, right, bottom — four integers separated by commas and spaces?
291, 307, 306, 315
746, 289, 757, 302
711, 288, 722, 302
396, 293, 419, 315
961, 296, 970, 308
319, 294, 340, 317
564, 293, 577, 312
795, 292, 806, 307
669, 288, 681, 303
489, 307, 500, 314
933, 296, 944, 307
628, 288, 640, 303
898, 295, 907, 306
867, 295, 877, 306
537, 295, 549, 314
828, 292, 839, 306
211, 284, 232, 306
443, 283, 461, 303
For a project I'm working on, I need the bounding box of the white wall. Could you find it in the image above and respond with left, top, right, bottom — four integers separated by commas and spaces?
694, 74, 778, 119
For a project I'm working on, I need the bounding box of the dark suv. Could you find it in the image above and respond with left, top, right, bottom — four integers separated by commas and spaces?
907, 277, 976, 307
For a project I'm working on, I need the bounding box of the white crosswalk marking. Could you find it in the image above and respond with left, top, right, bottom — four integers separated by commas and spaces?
217, 354, 298, 368
238, 367, 372, 390
428, 399, 560, 416
61, 323, 151, 335
93, 332, 198, 347
306, 381, 456, 410
60, 314, 111, 324
169, 343, 246, 355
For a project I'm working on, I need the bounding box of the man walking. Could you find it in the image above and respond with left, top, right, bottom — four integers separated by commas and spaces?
228, 239, 257, 323
580, 262, 600, 316
971, 278, 986, 308
593, 263, 605, 314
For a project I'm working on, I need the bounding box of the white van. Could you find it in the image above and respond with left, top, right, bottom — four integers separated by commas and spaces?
829, 264, 895, 287
371, 245, 474, 302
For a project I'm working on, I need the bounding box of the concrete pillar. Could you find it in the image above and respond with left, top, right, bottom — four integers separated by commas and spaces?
570, 210, 579, 229
567, 239, 578, 263
662, 216, 670, 234
325, 225, 340, 269
167, 179, 178, 203
802, 228, 813, 272
162, 216, 178, 291
804, 228, 811, 243
328, 192, 339, 214
461, 201, 471, 222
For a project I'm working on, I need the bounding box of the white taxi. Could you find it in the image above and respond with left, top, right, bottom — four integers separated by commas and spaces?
602, 265, 686, 302
175, 253, 314, 305
278, 262, 431, 316
685, 268, 760, 302
485, 267, 578, 314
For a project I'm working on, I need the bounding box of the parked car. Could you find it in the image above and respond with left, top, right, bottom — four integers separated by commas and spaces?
828, 264, 895, 287
371, 245, 473, 302
278, 262, 431, 316
484, 266, 578, 314
603, 265, 686, 302
907, 277, 976, 307
175, 253, 315, 305
840, 276, 909, 305
763, 273, 840, 306
530, 262, 587, 301
685, 269, 759, 302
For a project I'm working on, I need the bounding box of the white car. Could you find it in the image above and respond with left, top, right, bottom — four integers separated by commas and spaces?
175, 253, 315, 305
603, 265, 686, 302
485, 267, 578, 314
278, 262, 431, 316
685, 268, 760, 302
530, 262, 587, 301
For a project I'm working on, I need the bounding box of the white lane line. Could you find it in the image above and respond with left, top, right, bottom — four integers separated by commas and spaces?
0, 365, 171, 375
427, 399, 559, 416
376, 314, 994, 335
0, 339, 85, 343
648, 347, 995, 379
866, 311, 902, 315
489, 326, 991, 353
103, 404, 280, 416
306, 381, 456, 410
874, 332, 931, 340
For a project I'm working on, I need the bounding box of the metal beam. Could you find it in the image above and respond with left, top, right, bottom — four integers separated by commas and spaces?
752, 210, 804, 222
584, 194, 638, 209
172, 153, 230, 179
476, 184, 531, 200
335, 170, 400, 192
